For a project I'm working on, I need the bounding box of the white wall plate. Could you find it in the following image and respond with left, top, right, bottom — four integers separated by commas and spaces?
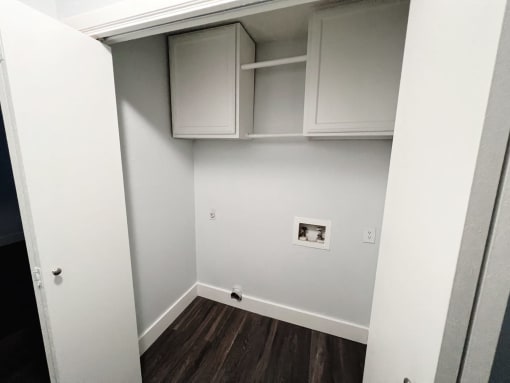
293, 216, 331, 250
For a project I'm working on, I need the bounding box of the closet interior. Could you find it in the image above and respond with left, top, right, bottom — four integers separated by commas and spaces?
110, 0, 409, 362
2, 0, 507, 381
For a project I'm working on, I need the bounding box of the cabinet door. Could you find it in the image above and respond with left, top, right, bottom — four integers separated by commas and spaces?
303, 2, 409, 135
0, 2, 141, 382
170, 25, 237, 137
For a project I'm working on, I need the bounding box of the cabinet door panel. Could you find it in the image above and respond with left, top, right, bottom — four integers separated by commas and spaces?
304, 2, 409, 135
170, 25, 236, 136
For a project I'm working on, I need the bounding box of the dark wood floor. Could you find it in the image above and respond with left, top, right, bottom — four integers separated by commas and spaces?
0, 326, 50, 383
141, 297, 366, 383
0, 241, 50, 383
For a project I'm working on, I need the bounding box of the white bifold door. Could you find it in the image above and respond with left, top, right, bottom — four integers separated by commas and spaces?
0, 1, 141, 382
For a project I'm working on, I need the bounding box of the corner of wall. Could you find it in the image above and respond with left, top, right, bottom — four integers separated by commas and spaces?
138, 282, 198, 354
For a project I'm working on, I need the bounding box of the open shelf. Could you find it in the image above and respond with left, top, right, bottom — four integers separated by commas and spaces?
241, 55, 307, 70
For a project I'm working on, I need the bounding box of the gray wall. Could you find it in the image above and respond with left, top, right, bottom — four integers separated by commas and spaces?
112, 35, 197, 335
194, 139, 391, 326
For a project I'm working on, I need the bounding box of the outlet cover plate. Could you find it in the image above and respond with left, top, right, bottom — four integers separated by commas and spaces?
363, 227, 376, 244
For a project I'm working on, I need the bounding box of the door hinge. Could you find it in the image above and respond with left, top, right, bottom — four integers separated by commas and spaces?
32, 267, 42, 288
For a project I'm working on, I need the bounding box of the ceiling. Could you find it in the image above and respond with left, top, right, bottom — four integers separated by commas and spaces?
205, 0, 347, 43
235, 3, 315, 43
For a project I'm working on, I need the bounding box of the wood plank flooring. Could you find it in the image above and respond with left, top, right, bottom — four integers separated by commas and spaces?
141, 297, 366, 383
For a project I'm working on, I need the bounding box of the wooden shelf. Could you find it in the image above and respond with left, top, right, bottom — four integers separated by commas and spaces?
241, 55, 307, 70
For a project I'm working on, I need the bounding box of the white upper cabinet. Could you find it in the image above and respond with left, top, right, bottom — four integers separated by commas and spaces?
169, 23, 255, 138
303, 2, 409, 137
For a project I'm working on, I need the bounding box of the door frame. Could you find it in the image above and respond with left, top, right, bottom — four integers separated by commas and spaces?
458, 130, 510, 382
435, 2, 510, 381
0, 45, 57, 382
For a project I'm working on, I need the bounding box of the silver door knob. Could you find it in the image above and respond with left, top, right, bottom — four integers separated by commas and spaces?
404, 379, 412, 383
52, 267, 62, 276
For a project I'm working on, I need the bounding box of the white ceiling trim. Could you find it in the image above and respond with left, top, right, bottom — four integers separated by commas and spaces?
62, 0, 316, 41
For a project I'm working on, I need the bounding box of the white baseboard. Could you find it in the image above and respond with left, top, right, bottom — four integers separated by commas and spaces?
196, 282, 369, 344
137, 281, 369, 354
138, 283, 198, 354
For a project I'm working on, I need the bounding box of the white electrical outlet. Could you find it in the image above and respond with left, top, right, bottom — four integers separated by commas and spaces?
209, 209, 216, 220
363, 227, 376, 244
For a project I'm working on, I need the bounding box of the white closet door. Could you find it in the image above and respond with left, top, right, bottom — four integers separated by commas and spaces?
0, 2, 141, 382
363, 0, 507, 382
